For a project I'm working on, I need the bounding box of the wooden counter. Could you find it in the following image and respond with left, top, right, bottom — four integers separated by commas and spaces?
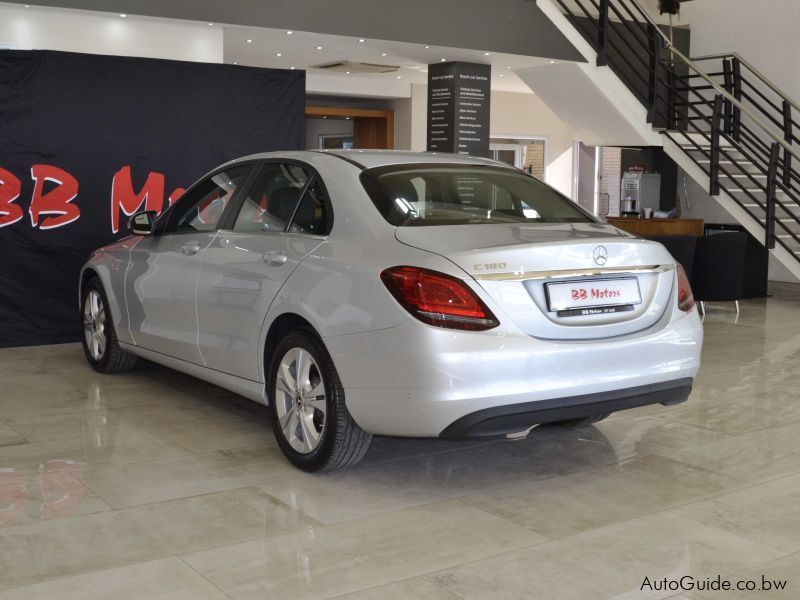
606, 217, 704, 237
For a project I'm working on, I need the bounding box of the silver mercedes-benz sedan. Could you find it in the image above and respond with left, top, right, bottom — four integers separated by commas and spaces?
80, 150, 703, 471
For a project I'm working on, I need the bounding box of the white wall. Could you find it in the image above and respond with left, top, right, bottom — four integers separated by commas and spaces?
682, 0, 800, 101
0, 3, 223, 62
490, 91, 576, 197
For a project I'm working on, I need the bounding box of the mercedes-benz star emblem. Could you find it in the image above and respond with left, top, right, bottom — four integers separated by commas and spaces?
593, 246, 608, 266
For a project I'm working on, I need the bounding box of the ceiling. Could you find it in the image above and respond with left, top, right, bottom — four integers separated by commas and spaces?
223, 26, 560, 95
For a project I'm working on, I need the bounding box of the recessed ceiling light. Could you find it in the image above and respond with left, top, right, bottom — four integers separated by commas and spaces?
246, 39, 253, 43
232, 62, 238, 65
290, 66, 295, 70
440, 58, 446, 62
499, 74, 504, 77
506, 65, 512, 69
484, 52, 491, 56
322, 116, 327, 119
424, 45, 430, 49
396, 75, 402, 79
208, 23, 213, 26
358, 38, 365, 43
286, 30, 293, 35
316, 45, 323, 50
549, 60, 556, 64
120, 13, 127, 18
381, 52, 388, 56
345, 71, 350, 74
345, 117, 351, 120
276, 52, 283, 57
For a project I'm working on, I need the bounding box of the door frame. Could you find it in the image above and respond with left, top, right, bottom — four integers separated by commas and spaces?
306, 106, 394, 149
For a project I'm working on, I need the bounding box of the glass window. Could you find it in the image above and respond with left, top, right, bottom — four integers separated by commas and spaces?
360, 165, 593, 227
167, 166, 250, 233
288, 178, 330, 236
232, 163, 309, 233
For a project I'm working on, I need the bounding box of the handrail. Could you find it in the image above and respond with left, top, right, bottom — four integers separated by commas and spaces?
623, 0, 800, 163
692, 52, 800, 114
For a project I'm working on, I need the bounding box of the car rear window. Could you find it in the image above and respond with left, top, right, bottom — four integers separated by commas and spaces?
360, 164, 594, 226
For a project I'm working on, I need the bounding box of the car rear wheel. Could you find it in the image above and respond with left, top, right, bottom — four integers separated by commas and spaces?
552, 413, 610, 427
81, 277, 138, 373
268, 330, 371, 471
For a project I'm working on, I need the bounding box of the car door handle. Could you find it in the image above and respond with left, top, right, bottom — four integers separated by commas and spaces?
180, 242, 201, 255
263, 251, 288, 266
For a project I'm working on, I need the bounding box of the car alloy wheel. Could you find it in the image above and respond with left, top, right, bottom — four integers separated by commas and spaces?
83, 289, 107, 361
274, 346, 327, 454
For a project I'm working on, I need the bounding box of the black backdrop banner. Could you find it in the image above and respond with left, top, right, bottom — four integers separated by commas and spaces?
0, 50, 305, 347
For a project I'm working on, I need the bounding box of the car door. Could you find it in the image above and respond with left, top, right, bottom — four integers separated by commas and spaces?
195, 161, 331, 380
125, 164, 253, 363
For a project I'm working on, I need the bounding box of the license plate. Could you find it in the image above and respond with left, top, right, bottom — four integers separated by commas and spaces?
546, 277, 642, 316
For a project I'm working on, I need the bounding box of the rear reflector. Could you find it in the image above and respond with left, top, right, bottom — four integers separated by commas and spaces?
676, 264, 695, 312
381, 266, 499, 331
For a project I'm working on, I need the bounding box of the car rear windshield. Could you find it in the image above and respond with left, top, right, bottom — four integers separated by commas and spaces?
360, 164, 594, 226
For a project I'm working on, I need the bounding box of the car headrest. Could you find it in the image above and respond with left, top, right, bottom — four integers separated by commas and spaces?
270, 187, 302, 222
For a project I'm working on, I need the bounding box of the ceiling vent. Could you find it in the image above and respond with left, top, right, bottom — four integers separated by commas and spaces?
313, 60, 400, 74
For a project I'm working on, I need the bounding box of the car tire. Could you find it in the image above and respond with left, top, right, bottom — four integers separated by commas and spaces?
81, 277, 138, 373
552, 413, 611, 427
267, 330, 371, 471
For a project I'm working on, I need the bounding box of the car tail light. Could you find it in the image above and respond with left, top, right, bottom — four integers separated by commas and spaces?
380, 266, 499, 331
676, 264, 695, 312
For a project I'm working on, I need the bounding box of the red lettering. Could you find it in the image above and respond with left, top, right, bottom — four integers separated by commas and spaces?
29, 165, 80, 230
111, 166, 165, 234
0, 168, 23, 228
168, 187, 186, 207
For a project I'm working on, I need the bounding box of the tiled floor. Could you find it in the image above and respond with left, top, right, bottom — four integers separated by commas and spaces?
1, 291, 799, 599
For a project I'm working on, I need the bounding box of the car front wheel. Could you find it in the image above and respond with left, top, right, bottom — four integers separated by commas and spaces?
81, 277, 138, 373
268, 330, 371, 471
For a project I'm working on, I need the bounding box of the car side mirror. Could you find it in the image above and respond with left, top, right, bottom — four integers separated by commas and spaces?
129, 210, 158, 235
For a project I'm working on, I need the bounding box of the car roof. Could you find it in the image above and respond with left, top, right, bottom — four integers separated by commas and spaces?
228, 149, 512, 171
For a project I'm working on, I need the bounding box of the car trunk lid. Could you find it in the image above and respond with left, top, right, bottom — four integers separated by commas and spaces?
395, 223, 677, 340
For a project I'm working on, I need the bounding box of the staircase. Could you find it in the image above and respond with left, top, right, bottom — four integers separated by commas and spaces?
535, 0, 800, 280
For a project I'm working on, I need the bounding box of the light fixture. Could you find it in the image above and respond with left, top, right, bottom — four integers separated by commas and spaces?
440, 58, 446, 62
499, 74, 504, 77
381, 52, 388, 56
424, 45, 430, 49
286, 30, 293, 35
316, 45, 323, 50
208, 23, 213, 26
322, 116, 327, 119
290, 66, 295, 70
358, 38, 365, 43
232, 62, 238, 65
506, 65, 512, 69
345, 71, 350, 74
276, 52, 283, 57
345, 117, 351, 120
246, 39, 253, 43
120, 13, 127, 18
484, 52, 491, 56
549, 60, 556, 64
396, 75, 402, 79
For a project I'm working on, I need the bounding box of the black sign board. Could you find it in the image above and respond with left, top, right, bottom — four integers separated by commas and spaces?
427, 62, 491, 157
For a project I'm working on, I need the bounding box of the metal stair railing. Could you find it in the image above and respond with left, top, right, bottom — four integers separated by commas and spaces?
550, 0, 800, 261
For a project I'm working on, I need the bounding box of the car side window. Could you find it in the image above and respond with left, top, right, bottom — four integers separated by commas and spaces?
288, 178, 331, 236
232, 163, 309, 233
166, 166, 250, 233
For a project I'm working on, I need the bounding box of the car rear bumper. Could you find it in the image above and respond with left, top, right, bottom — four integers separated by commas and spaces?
324, 309, 703, 437
439, 378, 692, 439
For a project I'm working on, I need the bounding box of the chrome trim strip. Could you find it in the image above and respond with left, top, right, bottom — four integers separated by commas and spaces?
472, 264, 673, 282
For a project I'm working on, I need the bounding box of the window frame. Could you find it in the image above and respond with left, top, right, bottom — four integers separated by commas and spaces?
224, 158, 335, 238
154, 161, 259, 236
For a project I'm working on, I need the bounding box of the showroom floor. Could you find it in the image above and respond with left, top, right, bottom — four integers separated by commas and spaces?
1, 292, 799, 599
